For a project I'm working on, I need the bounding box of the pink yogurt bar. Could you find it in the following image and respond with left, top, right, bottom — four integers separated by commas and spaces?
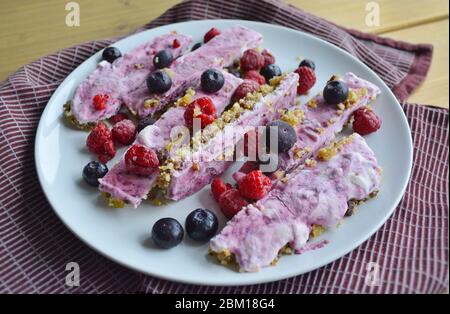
233, 72, 381, 181
123, 25, 263, 118
165, 72, 299, 201
210, 133, 382, 272
98, 71, 243, 207
71, 33, 192, 124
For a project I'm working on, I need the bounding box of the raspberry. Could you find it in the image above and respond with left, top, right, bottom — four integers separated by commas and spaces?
86, 122, 116, 163
218, 188, 249, 219
110, 112, 128, 124
261, 49, 276, 67
240, 49, 265, 72
238, 170, 272, 200
294, 66, 316, 95
92, 94, 109, 111
184, 97, 217, 129
233, 80, 260, 101
211, 177, 232, 201
112, 119, 136, 145
352, 106, 382, 135
244, 70, 266, 85
172, 38, 180, 48
204, 27, 221, 43
125, 144, 159, 176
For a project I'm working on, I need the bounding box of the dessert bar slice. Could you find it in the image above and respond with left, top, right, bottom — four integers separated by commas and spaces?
210, 133, 382, 272
67, 33, 192, 126
162, 72, 299, 201
123, 25, 263, 118
98, 71, 243, 207
233, 72, 381, 181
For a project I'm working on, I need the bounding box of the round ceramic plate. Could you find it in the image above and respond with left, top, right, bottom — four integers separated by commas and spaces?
35, 20, 413, 286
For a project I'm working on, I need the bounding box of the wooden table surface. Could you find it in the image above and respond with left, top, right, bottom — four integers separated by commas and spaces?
0, 0, 448, 107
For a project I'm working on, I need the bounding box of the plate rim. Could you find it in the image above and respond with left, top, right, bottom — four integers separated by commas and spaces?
34, 19, 413, 286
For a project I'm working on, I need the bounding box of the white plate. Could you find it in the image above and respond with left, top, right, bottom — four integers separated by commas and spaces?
35, 20, 413, 286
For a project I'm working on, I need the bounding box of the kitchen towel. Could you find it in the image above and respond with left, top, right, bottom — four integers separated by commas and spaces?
0, 0, 447, 293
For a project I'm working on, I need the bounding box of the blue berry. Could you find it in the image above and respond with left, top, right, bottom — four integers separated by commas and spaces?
152, 218, 184, 249
102, 47, 121, 63
299, 59, 316, 70
260, 64, 282, 82
137, 116, 156, 132
201, 69, 225, 93
191, 42, 202, 51
185, 208, 218, 242
147, 70, 172, 94
82, 161, 108, 187
153, 50, 173, 69
323, 80, 349, 105
265, 120, 297, 153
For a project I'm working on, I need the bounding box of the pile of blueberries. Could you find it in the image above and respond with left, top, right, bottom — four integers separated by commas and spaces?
152, 208, 219, 249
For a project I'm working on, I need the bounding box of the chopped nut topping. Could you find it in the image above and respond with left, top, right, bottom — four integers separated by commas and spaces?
280, 108, 305, 127
144, 99, 159, 109
134, 63, 143, 69
174, 88, 195, 107
310, 225, 326, 238
305, 158, 317, 167
192, 162, 200, 171
307, 98, 318, 109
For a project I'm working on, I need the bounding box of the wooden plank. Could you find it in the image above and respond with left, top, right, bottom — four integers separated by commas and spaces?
287, 0, 448, 33
382, 19, 449, 107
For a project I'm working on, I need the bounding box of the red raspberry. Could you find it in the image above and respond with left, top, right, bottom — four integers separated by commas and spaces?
184, 97, 217, 129
238, 170, 272, 200
92, 94, 109, 111
218, 188, 249, 219
233, 80, 260, 101
110, 112, 128, 124
261, 49, 276, 67
352, 106, 382, 135
240, 49, 265, 72
125, 144, 159, 176
211, 177, 232, 201
294, 66, 316, 95
112, 119, 136, 145
204, 27, 221, 43
86, 122, 116, 163
172, 38, 180, 48
244, 70, 266, 85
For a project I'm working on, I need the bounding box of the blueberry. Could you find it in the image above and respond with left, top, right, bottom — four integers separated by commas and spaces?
82, 161, 108, 187
191, 42, 202, 51
147, 70, 172, 94
137, 116, 156, 132
323, 80, 349, 105
201, 69, 225, 93
151, 218, 184, 249
299, 59, 316, 70
153, 50, 173, 69
185, 208, 219, 242
260, 64, 282, 82
102, 47, 122, 63
265, 120, 297, 153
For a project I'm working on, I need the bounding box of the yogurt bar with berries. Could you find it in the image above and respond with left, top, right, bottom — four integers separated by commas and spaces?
210, 133, 382, 272
161, 72, 299, 201
124, 25, 263, 118
233, 72, 381, 181
66, 33, 192, 126
99, 71, 243, 207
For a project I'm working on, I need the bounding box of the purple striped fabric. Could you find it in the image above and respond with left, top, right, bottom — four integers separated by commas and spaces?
0, 0, 447, 293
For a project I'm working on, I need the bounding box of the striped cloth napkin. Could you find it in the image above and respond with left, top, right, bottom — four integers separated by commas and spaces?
0, 0, 447, 293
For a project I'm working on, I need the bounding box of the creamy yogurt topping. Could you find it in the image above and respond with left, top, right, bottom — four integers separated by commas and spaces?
98, 71, 242, 207
233, 72, 381, 181
166, 72, 299, 201
210, 133, 382, 272
71, 33, 192, 124
123, 25, 263, 118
